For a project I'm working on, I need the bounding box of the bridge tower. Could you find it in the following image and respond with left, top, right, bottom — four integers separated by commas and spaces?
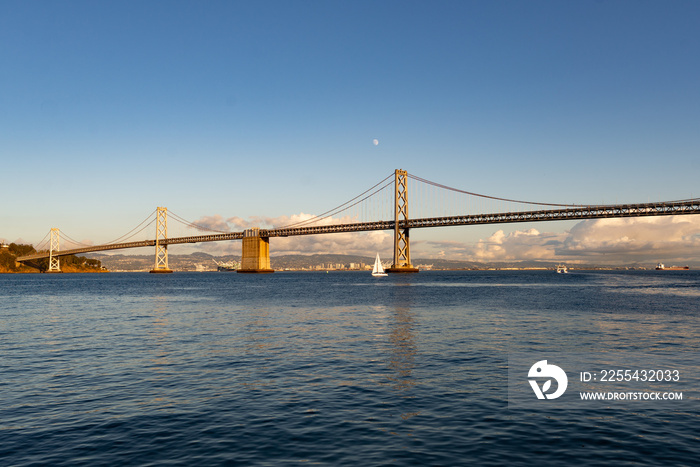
387, 169, 419, 273
150, 207, 173, 274
47, 228, 61, 273
238, 228, 274, 273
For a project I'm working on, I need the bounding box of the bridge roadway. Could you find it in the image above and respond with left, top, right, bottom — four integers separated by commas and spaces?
17, 198, 700, 262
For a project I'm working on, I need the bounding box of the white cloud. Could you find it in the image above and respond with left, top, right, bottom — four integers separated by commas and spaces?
414, 217, 700, 264
192, 214, 232, 232
468, 228, 565, 261
187, 213, 700, 264
191, 213, 393, 257
559, 216, 700, 262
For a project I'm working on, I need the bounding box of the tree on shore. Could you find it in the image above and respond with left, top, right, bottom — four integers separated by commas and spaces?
0, 244, 102, 272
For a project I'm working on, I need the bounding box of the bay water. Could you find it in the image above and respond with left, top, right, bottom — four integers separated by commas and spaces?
1, 270, 699, 465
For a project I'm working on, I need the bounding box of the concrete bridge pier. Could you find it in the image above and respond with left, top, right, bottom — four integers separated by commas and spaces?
238, 228, 274, 273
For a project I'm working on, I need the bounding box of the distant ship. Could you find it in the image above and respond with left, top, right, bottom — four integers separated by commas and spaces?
655, 263, 689, 270
214, 259, 239, 272
556, 264, 568, 274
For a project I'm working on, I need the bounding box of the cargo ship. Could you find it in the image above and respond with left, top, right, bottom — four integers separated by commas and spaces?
213, 259, 240, 272
655, 263, 689, 270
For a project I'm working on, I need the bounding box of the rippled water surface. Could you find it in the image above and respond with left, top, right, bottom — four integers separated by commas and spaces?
2, 270, 699, 465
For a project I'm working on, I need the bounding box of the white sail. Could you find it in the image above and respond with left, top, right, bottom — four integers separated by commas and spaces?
372, 253, 387, 276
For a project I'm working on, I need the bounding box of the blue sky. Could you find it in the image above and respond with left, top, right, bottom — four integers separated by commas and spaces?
2, 1, 699, 264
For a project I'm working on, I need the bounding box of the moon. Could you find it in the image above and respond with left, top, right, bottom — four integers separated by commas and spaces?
372, 139, 379, 146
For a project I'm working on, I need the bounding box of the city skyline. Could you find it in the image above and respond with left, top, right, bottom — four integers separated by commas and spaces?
2, 1, 699, 265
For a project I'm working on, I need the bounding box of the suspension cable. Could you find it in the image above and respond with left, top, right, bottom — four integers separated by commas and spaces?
120, 219, 156, 242
168, 211, 231, 234
278, 173, 395, 229
410, 174, 700, 208
103, 209, 157, 244
60, 231, 92, 248
34, 240, 50, 252
33, 230, 51, 251
279, 178, 394, 229
407, 173, 589, 207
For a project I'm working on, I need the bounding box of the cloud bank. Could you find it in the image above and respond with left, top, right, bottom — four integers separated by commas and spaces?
424, 216, 700, 264
188, 213, 700, 264
190, 213, 393, 256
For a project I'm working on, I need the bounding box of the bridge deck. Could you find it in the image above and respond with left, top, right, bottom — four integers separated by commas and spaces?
17, 199, 700, 262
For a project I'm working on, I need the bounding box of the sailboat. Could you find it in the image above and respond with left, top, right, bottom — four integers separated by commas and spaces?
372, 253, 388, 277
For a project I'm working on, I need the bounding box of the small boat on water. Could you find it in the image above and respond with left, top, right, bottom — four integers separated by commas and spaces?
556, 264, 568, 274
213, 259, 239, 272
656, 263, 689, 270
372, 253, 388, 277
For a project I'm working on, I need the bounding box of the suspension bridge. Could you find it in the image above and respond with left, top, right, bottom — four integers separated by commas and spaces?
16, 169, 700, 273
